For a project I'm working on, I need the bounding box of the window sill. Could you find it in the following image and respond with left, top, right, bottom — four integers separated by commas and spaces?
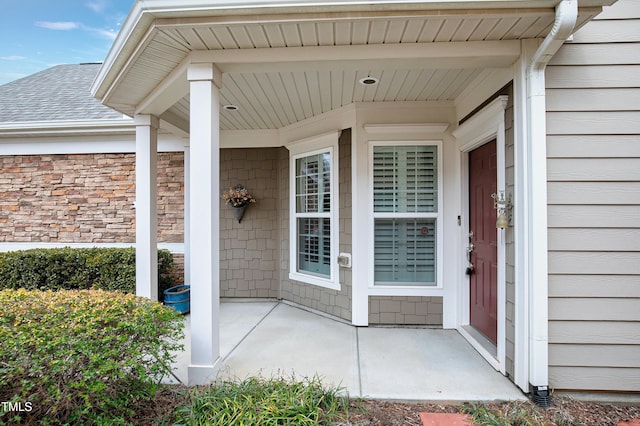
368, 285, 443, 297
289, 272, 340, 291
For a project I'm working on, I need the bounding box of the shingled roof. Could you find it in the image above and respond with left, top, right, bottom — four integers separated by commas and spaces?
0, 63, 124, 123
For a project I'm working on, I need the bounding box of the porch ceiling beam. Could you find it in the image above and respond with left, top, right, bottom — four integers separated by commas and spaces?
136, 57, 190, 117
159, 113, 190, 138
219, 56, 516, 73
190, 40, 521, 72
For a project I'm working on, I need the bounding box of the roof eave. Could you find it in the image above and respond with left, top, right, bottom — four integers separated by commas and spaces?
91, 0, 616, 110
91, 0, 149, 101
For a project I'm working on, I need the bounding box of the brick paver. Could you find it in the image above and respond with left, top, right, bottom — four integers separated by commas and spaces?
617, 419, 640, 426
419, 412, 474, 426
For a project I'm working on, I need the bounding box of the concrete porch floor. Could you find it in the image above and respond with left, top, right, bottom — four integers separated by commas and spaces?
168, 300, 525, 401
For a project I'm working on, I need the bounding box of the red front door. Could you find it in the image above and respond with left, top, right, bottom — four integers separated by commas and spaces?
468, 140, 498, 344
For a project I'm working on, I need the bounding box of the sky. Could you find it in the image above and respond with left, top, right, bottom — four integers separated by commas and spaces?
0, 0, 134, 86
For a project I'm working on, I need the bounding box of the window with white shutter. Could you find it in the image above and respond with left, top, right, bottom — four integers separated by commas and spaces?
372, 144, 439, 286
295, 152, 331, 276
288, 132, 340, 290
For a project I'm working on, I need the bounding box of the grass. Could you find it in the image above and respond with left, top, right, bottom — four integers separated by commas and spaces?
462, 401, 546, 426
173, 375, 349, 425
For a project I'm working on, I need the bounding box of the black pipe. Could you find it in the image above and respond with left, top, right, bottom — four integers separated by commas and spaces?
531, 385, 551, 408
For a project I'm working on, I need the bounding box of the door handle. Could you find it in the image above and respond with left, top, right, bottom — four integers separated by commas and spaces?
466, 231, 475, 276
467, 231, 475, 259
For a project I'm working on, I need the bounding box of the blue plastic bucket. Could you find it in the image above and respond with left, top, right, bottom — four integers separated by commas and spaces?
164, 285, 190, 314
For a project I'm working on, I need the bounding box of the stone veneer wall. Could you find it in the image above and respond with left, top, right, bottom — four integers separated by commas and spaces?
279, 129, 353, 321
167, 253, 185, 285
157, 153, 185, 243
219, 148, 281, 298
0, 153, 184, 243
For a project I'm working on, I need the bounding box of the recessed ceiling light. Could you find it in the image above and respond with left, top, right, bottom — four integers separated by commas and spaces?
223, 104, 239, 111
359, 76, 379, 86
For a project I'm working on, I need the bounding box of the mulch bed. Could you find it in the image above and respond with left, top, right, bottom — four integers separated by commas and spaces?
344, 397, 640, 426
136, 385, 639, 425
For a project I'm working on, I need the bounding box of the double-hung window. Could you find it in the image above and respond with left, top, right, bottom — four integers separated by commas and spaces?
289, 132, 339, 290
371, 142, 442, 287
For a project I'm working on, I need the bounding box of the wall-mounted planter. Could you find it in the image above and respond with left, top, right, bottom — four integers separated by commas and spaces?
163, 284, 190, 314
222, 184, 256, 223
232, 205, 247, 223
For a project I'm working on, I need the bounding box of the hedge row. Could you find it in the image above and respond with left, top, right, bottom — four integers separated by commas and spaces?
0, 288, 184, 425
0, 248, 175, 298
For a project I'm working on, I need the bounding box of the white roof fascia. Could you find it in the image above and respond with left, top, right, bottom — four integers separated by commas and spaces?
91, 0, 153, 100
135, 0, 615, 9
129, 0, 563, 13
0, 119, 135, 138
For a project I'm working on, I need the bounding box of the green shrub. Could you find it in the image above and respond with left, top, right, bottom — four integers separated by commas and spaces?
175, 375, 348, 426
0, 289, 184, 425
0, 247, 175, 299
157, 249, 176, 297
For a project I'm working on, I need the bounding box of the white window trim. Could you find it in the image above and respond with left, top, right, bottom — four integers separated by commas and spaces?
367, 140, 444, 297
288, 131, 340, 291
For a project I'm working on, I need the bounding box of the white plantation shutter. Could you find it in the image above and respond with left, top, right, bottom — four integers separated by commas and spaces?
295, 152, 331, 277
297, 218, 331, 275
374, 219, 436, 283
372, 148, 396, 212
373, 145, 438, 286
407, 147, 438, 212
373, 146, 437, 213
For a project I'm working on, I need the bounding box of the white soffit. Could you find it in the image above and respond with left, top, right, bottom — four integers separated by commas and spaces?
95, 2, 605, 131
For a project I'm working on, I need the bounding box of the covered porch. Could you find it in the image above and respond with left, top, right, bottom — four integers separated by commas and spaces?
91, 0, 616, 395
168, 300, 524, 400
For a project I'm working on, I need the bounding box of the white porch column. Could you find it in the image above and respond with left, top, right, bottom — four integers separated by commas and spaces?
183, 145, 190, 286
187, 63, 222, 385
350, 127, 369, 326
134, 114, 159, 300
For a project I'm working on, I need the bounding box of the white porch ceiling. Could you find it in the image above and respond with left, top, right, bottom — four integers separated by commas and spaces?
96, 5, 604, 131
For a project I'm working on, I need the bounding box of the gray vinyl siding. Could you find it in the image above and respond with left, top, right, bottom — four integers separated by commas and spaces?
219, 148, 282, 298
545, 0, 640, 392
502, 85, 516, 380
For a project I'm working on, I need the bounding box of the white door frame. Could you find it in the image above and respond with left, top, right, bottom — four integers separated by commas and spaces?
452, 95, 508, 374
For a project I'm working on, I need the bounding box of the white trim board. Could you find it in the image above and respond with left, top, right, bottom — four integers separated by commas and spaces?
0, 242, 185, 254
0, 135, 186, 155
0, 119, 134, 136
